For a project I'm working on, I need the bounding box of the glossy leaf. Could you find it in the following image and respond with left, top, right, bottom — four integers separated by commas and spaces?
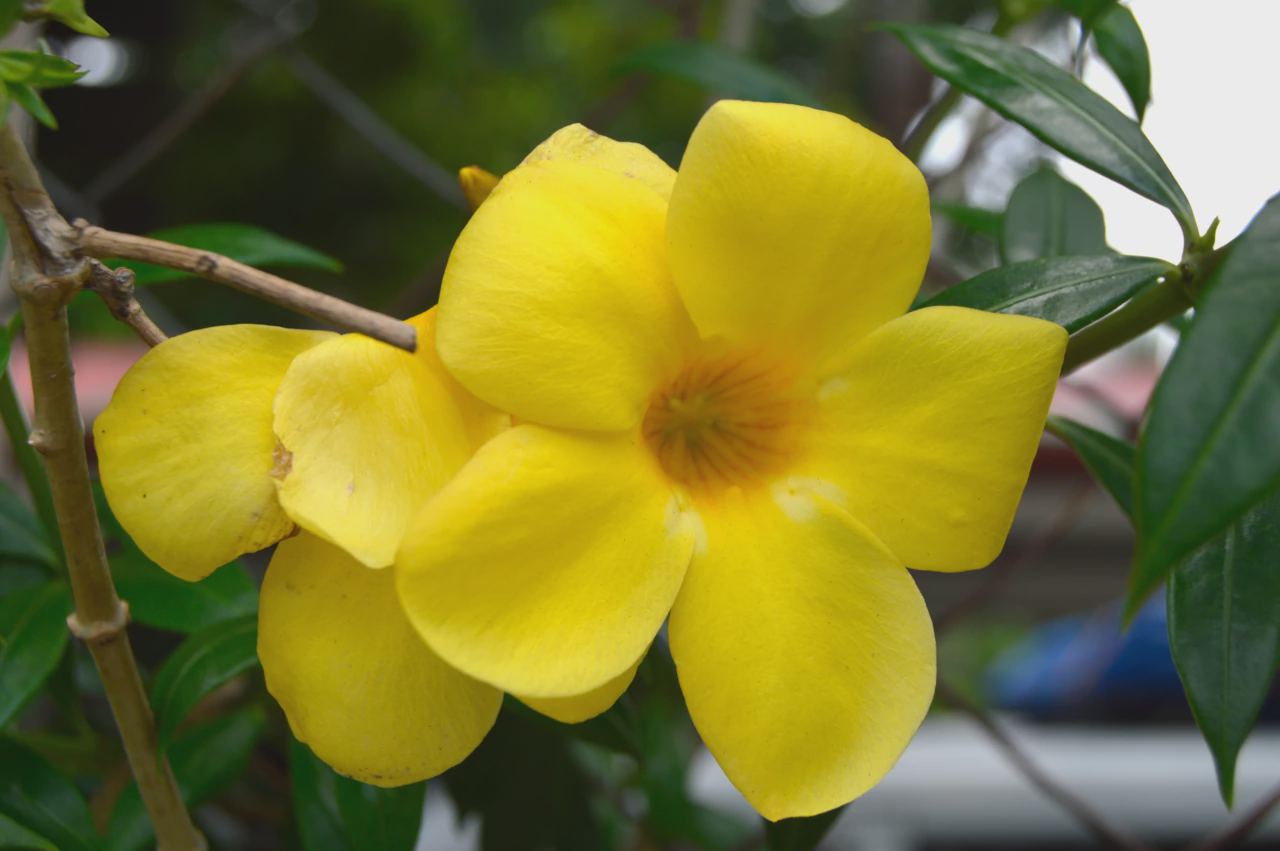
0, 51, 84, 87
0, 481, 57, 567
1092, 3, 1151, 122
0, 739, 98, 851
1132, 194, 1280, 614
922, 254, 1170, 333
104, 709, 267, 851
1054, 0, 1117, 28
5, 83, 56, 130
111, 223, 343, 287
0, 812, 58, 851
1168, 491, 1280, 807
291, 736, 356, 851
0, 581, 71, 727
617, 42, 823, 108
1001, 167, 1109, 264
150, 614, 259, 751
884, 23, 1195, 236
333, 776, 426, 851
28, 0, 108, 37
765, 806, 845, 851
443, 706, 605, 851
932, 201, 1003, 240
1046, 416, 1135, 517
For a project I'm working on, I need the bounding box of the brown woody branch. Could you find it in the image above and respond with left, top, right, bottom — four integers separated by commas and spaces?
84, 260, 167, 347
0, 125, 206, 851
76, 223, 417, 352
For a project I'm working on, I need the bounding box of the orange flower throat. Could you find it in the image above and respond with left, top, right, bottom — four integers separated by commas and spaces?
642, 349, 810, 494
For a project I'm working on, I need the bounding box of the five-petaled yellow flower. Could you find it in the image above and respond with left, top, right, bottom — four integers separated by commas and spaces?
394, 101, 1066, 818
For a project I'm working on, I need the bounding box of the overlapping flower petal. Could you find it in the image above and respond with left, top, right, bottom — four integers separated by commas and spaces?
666, 100, 931, 374
669, 486, 934, 819
273, 315, 482, 568
95, 325, 332, 580
517, 651, 644, 724
397, 424, 698, 697
437, 160, 697, 431
260, 532, 502, 785
802, 306, 1066, 571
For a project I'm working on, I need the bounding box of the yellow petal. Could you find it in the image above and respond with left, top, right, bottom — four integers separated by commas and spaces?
409, 308, 511, 451
458, 165, 500, 210
94, 325, 332, 581
669, 485, 935, 820
666, 100, 931, 372
517, 650, 643, 724
260, 532, 501, 786
273, 321, 479, 568
803, 306, 1066, 571
520, 123, 676, 200
397, 425, 695, 696
437, 160, 696, 431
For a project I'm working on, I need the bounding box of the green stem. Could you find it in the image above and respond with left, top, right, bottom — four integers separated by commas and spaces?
1061, 273, 1192, 374
0, 365, 65, 568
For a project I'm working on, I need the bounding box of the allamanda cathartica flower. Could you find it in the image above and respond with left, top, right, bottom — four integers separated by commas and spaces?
95, 311, 592, 784
395, 100, 1067, 818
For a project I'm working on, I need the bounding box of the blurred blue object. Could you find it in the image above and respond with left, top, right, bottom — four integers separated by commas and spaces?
986, 593, 1191, 722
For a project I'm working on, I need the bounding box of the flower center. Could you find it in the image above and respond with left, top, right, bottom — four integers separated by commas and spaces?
642, 348, 810, 494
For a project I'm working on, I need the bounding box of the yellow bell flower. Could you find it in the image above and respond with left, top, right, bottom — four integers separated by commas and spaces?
94, 311, 515, 785
395, 101, 1068, 819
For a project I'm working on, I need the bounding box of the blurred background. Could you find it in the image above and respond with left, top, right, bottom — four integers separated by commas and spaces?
2, 0, 1278, 848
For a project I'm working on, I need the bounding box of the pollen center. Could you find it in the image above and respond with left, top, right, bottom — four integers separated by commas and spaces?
642, 349, 810, 494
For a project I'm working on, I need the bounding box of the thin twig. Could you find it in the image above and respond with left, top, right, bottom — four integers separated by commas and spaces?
936, 678, 1152, 851
83, 260, 167, 347
279, 46, 468, 211
935, 478, 1095, 634
0, 124, 206, 851
83, 23, 292, 206
1182, 781, 1280, 851
76, 223, 416, 352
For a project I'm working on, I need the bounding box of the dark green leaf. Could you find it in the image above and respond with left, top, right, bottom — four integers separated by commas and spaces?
883, 24, 1195, 236
0, 812, 58, 851
333, 776, 425, 851
443, 705, 604, 851
1168, 491, 1280, 807
617, 42, 823, 108
113, 558, 257, 633
765, 806, 844, 851
291, 736, 356, 851
0, 582, 71, 728
1053, 0, 1117, 29
150, 614, 258, 751
1132, 193, 1280, 614
922, 254, 1170, 333
5, 83, 55, 130
0, 738, 97, 851
104, 709, 266, 851
1046, 416, 1135, 516
1093, 3, 1151, 122
0, 482, 56, 567
111, 223, 343, 287
0, 51, 84, 88
1001, 167, 1109, 264
931, 201, 1003, 240
26, 0, 108, 37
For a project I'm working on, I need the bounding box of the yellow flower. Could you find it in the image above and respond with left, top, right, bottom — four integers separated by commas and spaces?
94, 311, 519, 785
395, 101, 1067, 818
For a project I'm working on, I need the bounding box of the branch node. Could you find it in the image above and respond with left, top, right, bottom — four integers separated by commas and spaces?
67, 601, 132, 645
84, 259, 167, 347
27, 428, 52, 455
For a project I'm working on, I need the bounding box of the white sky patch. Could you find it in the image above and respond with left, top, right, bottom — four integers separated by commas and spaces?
1058, 0, 1280, 258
